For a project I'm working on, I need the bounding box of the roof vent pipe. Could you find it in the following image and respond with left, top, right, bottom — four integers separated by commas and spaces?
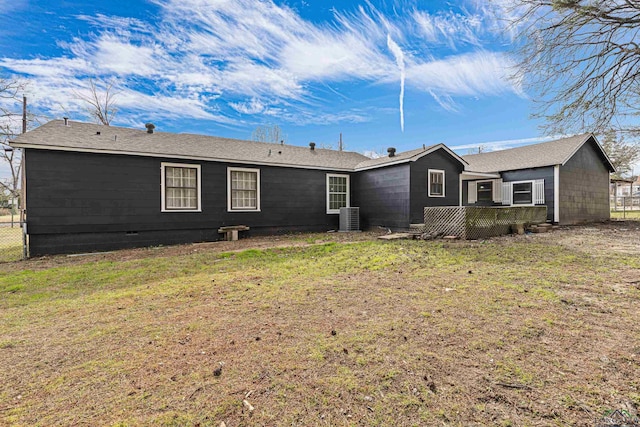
63, 117, 69, 126
387, 147, 396, 157
145, 123, 155, 134
309, 142, 316, 151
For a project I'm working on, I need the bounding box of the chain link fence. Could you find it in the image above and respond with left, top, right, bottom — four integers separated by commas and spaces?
610, 196, 640, 220
0, 209, 25, 262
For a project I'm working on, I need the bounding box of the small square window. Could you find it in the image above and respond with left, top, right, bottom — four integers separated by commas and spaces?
513, 182, 533, 204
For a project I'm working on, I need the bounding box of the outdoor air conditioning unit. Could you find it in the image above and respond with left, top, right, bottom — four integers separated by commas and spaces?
339, 207, 360, 232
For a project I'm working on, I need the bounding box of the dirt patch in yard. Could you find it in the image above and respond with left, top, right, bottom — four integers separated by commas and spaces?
552, 221, 640, 255
1, 223, 639, 426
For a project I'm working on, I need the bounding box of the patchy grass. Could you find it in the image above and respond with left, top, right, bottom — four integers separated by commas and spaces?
1, 227, 639, 426
610, 210, 640, 220
0, 226, 22, 263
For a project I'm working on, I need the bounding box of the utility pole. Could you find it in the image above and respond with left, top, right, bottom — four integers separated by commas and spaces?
22, 96, 27, 134
338, 133, 343, 151
20, 96, 26, 229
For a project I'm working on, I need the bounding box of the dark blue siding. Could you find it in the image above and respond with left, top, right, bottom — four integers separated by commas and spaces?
410, 149, 463, 223
25, 150, 345, 254
501, 167, 555, 222
463, 167, 555, 222
352, 164, 410, 229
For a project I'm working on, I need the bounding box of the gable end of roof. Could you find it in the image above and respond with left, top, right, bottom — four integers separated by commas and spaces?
561, 134, 616, 173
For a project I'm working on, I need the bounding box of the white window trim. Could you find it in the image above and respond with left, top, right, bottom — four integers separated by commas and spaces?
326, 173, 350, 214
227, 167, 261, 212
510, 180, 535, 206
553, 165, 560, 223
476, 180, 494, 202
161, 162, 202, 213
428, 169, 445, 198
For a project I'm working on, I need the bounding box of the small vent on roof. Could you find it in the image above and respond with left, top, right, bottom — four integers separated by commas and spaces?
63, 117, 69, 126
145, 123, 155, 134
387, 147, 396, 157
309, 142, 316, 151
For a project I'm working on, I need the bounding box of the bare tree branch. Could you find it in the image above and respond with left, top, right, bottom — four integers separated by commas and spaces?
600, 129, 640, 177
74, 79, 119, 125
504, 0, 640, 137
0, 78, 28, 211
251, 124, 287, 144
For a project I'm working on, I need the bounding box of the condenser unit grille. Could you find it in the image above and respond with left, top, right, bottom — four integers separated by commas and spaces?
339, 207, 360, 232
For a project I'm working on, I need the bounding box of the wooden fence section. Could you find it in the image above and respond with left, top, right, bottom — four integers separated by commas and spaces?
423, 206, 548, 240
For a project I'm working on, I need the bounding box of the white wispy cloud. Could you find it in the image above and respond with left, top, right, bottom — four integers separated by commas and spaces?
413, 9, 483, 49
0, 0, 520, 130
406, 51, 520, 110
451, 134, 570, 152
229, 98, 267, 115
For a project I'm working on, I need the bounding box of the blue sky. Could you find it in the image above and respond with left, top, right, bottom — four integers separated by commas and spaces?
1, 0, 560, 164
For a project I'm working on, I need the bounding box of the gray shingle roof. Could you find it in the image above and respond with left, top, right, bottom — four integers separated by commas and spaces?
355, 147, 435, 169
11, 120, 467, 172
11, 120, 371, 171
462, 133, 614, 173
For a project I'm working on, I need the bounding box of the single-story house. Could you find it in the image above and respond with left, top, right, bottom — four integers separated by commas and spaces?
11, 120, 466, 255
11, 121, 614, 255
461, 134, 615, 224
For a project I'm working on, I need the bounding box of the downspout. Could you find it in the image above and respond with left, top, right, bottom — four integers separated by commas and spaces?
554, 165, 560, 223
459, 173, 463, 206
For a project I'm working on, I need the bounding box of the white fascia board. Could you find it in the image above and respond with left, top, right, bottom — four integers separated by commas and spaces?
461, 171, 501, 179
554, 165, 560, 223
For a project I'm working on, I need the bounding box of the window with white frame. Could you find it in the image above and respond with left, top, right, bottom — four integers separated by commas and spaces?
327, 174, 349, 213
228, 167, 260, 211
477, 181, 493, 202
161, 163, 201, 212
512, 182, 533, 204
428, 169, 445, 197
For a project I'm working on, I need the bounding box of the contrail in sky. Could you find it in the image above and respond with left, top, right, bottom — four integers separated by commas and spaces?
387, 34, 405, 132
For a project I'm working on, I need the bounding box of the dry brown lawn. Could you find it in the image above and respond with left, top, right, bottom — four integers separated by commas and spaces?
1, 224, 639, 426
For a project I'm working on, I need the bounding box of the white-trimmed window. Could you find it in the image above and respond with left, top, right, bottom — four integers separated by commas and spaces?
501, 179, 544, 206
512, 181, 533, 205
468, 179, 503, 204
327, 174, 350, 214
228, 167, 260, 211
161, 163, 201, 212
477, 181, 493, 202
428, 169, 445, 197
